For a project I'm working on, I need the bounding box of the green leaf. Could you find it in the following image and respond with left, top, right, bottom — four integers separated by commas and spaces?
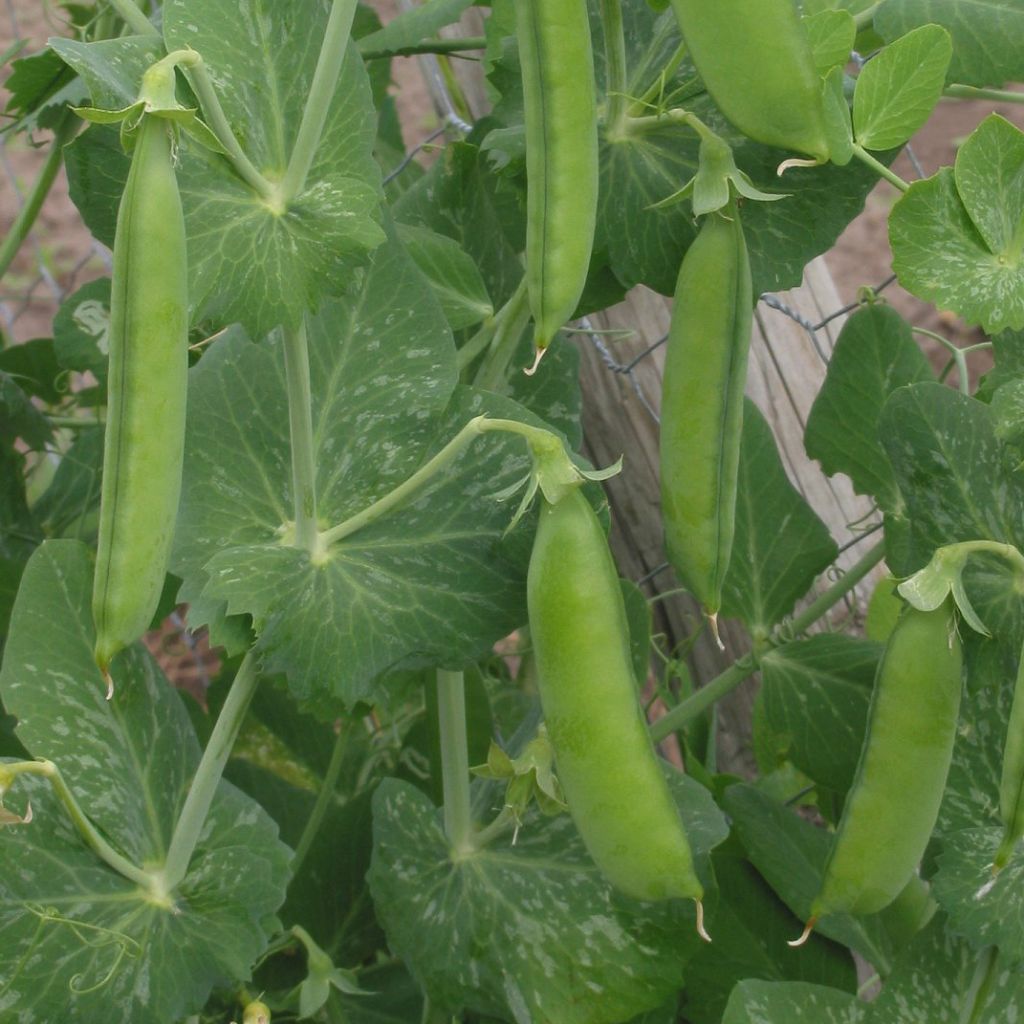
931, 829, 1024, 960
0, 541, 290, 1023
722, 784, 895, 973
621, 578, 653, 687
52, 278, 111, 385
171, 229, 557, 707
0, 338, 63, 404
853, 25, 952, 151
62, 1, 386, 338
805, 9, 857, 76
805, 304, 932, 511
721, 401, 837, 638
759, 635, 882, 797
396, 222, 493, 330
864, 915, 1024, 1022
31, 426, 104, 540
0, 372, 51, 449
879, 383, 1024, 573
369, 776, 727, 1022
889, 165, 1024, 335
821, 67, 855, 167
5, 47, 86, 132
682, 839, 856, 1024
48, 36, 165, 112
954, 114, 1024, 262
722, 979, 863, 1024
356, 0, 474, 55
875, 0, 1024, 88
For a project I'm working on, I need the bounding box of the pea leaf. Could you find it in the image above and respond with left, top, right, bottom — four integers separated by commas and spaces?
368, 775, 727, 1022
805, 304, 932, 512
0, 541, 290, 1024
879, 383, 1024, 574
722, 784, 896, 974
52, 278, 112, 385
863, 915, 1024, 1022
720, 401, 837, 638
356, 0, 474, 56
759, 635, 882, 798
875, 0, 1024, 87
60, 0, 385, 339
171, 228, 561, 709
889, 116, 1024, 334
804, 9, 857, 76
852, 25, 952, 152
722, 980, 863, 1024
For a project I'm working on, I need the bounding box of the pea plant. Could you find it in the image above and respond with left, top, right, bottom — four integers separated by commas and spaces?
2, 0, 1024, 1021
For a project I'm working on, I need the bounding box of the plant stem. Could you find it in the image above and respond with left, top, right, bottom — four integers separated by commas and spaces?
620, 107, 691, 137
280, 0, 359, 203
282, 319, 320, 555
629, 41, 688, 117
599, 0, 629, 134
180, 57, 278, 202
320, 417, 486, 546
437, 669, 473, 855
0, 112, 79, 282
2, 760, 154, 890
106, 0, 158, 35
290, 723, 347, 874
851, 145, 909, 192
473, 278, 532, 391
456, 317, 499, 376
853, 2, 881, 31
472, 806, 516, 849
650, 540, 886, 742
913, 327, 970, 395
163, 651, 261, 888
962, 947, 999, 1024
47, 415, 104, 429
359, 36, 487, 60
945, 84, 1024, 105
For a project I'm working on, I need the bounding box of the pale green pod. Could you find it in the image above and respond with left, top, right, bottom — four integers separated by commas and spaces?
995, 638, 1024, 872
516, 0, 599, 355
92, 115, 189, 679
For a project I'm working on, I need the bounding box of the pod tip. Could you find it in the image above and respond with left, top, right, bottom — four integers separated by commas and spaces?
788, 918, 816, 947
707, 613, 724, 650
694, 898, 711, 943
524, 346, 547, 377
102, 670, 114, 701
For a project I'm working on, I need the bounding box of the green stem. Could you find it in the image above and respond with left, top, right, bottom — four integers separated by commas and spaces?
360, 36, 487, 60
47, 415, 104, 429
320, 417, 486, 546
650, 540, 886, 742
180, 57, 278, 203
280, 0, 359, 203
599, 0, 629, 133
962, 947, 999, 1024
473, 278, 532, 391
620, 107, 691, 137
945, 84, 1024, 105
913, 327, 969, 395
853, 2, 881, 32
472, 806, 516, 849
2, 760, 155, 891
282, 320, 320, 555
105, 0, 158, 35
290, 724, 347, 874
163, 651, 261, 888
0, 112, 79, 282
437, 669, 473, 855
456, 318, 499, 376
851, 144, 909, 192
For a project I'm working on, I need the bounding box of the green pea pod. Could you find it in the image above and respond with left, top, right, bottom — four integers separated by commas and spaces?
92, 115, 189, 686
793, 603, 962, 942
516, 0, 599, 364
527, 488, 707, 935
669, 0, 830, 162
995, 638, 1024, 873
659, 199, 752, 628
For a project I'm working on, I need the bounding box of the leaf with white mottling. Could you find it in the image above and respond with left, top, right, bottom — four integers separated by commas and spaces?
722, 979, 864, 1024
889, 167, 1024, 335
368, 776, 728, 1023
865, 914, 1024, 1022
0, 541, 290, 1023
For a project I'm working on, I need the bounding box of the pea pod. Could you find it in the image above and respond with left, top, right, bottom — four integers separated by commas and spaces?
793, 602, 962, 941
995, 639, 1024, 873
92, 114, 189, 683
516, 0, 599, 363
659, 199, 752, 627
527, 487, 707, 933
669, 0, 830, 162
